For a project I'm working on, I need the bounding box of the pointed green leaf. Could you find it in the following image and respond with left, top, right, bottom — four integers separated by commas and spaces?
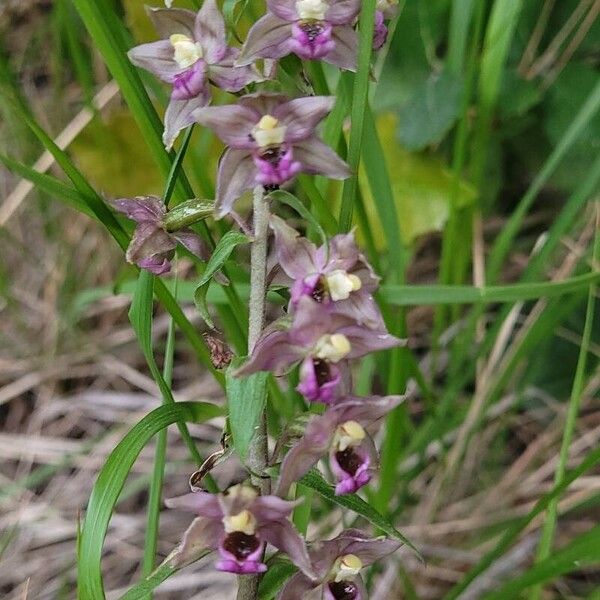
194, 231, 249, 328
299, 470, 421, 558
226, 357, 268, 461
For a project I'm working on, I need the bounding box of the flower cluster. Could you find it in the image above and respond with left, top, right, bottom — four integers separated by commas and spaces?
239, 217, 405, 493
116, 1, 406, 598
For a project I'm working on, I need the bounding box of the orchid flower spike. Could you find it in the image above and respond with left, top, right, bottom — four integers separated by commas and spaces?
238, 0, 361, 71
279, 529, 402, 600
127, 2, 261, 149
237, 297, 404, 404
192, 93, 350, 218
111, 196, 211, 275
276, 395, 405, 496
270, 215, 383, 328
166, 483, 314, 576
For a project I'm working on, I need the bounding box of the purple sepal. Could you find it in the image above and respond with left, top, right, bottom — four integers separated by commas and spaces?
253, 145, 302, 186
297, 356, 342, 404
215, 558, 268, 574
331, 448, 372, 496
138, 255, 172, 275
290, 21, 335, 60
171, 59, 207, 100
216, 538, 267, 574
372, 11, 388, 50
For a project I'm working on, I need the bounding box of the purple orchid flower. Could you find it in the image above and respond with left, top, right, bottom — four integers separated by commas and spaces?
192, 93, 350, 218
372, 0, 399, 50
270, 215, 383, 328
166, 483, 314, 576
111, 196, 209, 275
279, 529, 401, 600
237, 297, 403, 404
276, 395, 404, 497
127, 2, 261, 149
237, 0, 360, 71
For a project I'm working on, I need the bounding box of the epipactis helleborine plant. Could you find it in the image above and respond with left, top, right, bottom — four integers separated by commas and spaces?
279, 529, 401, 600
128, 1, 261, 149
270, 215, 383, 328
192, 92, 350, 218
237, 297, 404, 403
166, 484, 314, 576
276, 394, 405, 496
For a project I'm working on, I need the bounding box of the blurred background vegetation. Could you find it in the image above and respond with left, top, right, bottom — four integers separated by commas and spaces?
0, 0, 599, 598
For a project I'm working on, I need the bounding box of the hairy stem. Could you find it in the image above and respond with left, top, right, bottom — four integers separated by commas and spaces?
236, 186, 271, 600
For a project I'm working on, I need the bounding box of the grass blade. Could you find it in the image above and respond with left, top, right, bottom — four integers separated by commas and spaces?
532, 212, 599, 599
77, 402, 223, 599
338, 0, 377, 231
381, 271, 600, 305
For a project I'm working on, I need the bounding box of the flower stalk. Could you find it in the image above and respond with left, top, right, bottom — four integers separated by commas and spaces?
237, 186, 272, 600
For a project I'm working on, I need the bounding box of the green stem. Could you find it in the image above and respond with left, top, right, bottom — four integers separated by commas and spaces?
236, 187, 271, 600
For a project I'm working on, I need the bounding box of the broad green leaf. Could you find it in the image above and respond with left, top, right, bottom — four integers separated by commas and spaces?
358, 113, 477, 246
77, 401, 224, 599
258, 561, 297, 600
397, 70, 463, 150
194, 231, 249, 328
482, 525, 600, 600
226, 357, 268, 461
299, 470, 421, 558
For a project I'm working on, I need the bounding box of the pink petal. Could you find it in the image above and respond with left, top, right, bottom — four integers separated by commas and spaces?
237, 14, 292, 65
274, 96, 336, 143
324, 25, 358, 71
195, 0, 228, 63
266, 0, 298, 21
270, 214, 319, 279
293, 137, 351, 180
325, 0, 362, 25
147, 7, 197, 39
192, 104, 259, 148
128, 40, 182, 83
163, 92, 210, 150
214, 148, 258, 217
165, 490, 223, 517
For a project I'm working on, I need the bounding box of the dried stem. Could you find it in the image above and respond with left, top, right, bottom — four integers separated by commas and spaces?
236, 186, 271, 600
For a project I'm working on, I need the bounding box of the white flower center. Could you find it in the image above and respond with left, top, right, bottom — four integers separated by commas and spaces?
333, 554, 363, 582
252, 115, 287, 148
325, 270, 362, 302
296, 0, 328, 20
223, 509, 257, 535
314, 333, 351, 363
377, 0, 398, 11
170, 34, 203, 69
226, 483, 259, 501
334, 420, 366, 452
